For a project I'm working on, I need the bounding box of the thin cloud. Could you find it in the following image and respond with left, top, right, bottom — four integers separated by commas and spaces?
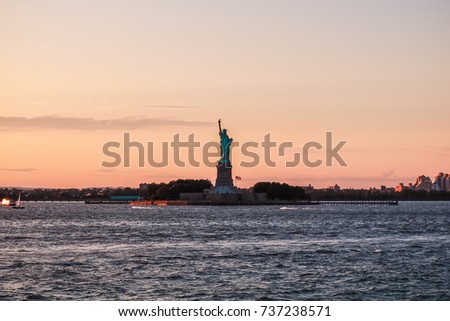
344, 147, 415, 153
142, 105, 203, 109
0, 168, 38, 172
96, 168, 117, 172
0, 116, 210, 131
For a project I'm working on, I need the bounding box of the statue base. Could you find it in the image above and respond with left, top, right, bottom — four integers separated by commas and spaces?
214, 161, 234, 189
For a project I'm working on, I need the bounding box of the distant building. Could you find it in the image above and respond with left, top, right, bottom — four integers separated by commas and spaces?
396, 172, 449, 192
434, 172, 449, 191
327, 184, 340, 192
300, 184, 314, 193
379, 185, 395, 194
139, 183, 150, 191
414, 175, 432, 191
431, 183, 440, 191
395, 183, 414, 192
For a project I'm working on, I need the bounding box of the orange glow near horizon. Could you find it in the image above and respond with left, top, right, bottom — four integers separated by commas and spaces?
1, 1, 449, 189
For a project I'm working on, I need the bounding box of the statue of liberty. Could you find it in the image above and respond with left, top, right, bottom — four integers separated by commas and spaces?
218, 119, 233, 163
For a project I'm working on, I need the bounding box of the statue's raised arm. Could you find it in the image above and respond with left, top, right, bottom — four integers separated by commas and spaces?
217, 119, 232, 163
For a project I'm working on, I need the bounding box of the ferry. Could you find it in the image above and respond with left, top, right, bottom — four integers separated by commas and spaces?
130, 200, 155, 208
1, 198, 16, 207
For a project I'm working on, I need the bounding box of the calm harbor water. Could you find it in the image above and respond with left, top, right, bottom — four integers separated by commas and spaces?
0, 202, 449, 300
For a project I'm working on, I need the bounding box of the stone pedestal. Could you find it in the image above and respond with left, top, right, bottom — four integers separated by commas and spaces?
215, 161, 234, 188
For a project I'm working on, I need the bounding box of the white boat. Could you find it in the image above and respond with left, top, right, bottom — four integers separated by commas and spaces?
12, 192, 25, 209
2, 198, 15, 207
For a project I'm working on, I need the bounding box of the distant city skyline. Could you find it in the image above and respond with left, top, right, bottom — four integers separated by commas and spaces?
1, 171, 448, 192
395, 172, 450, 193
1, 1, 449, 188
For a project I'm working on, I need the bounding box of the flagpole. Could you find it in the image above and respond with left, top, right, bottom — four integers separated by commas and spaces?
235, 176, 241, 189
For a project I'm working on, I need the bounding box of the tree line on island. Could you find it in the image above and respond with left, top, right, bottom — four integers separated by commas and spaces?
143, 180, 307, 200
1, 179, 449, 201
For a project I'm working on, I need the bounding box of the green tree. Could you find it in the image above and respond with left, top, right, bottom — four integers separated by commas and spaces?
253, 182, 306, 200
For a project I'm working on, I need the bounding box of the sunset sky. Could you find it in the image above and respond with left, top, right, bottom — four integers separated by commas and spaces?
1, 0, 449, 188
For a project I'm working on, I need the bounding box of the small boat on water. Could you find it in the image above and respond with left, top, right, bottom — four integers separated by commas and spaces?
1, 198, 16, 207
12, 193, 25, 209
130, 200, 153, 207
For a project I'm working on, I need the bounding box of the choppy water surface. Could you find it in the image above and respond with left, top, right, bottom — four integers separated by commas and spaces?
1, 202, 449, 300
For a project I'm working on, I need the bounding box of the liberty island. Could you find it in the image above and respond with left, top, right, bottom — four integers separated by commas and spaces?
180, 119, 268, 203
